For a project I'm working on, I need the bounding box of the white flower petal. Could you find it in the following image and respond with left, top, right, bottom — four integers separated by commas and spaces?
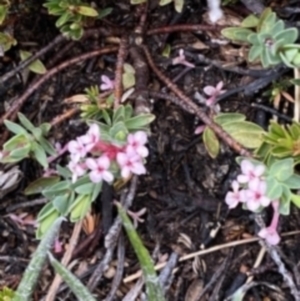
117, 152, 127, 166
260, 196, 271, 207
137, 146, 149, 157
240, 160, 253, 175
89, 171, 103, 183
103, 171, 114, 183
203, 86, 215, 96
237, 174, 249, 183
68, 140, 78, 153
86, 158, 98, 170
225, 192, 238, 208
131, 162, 146, 175
254, 164, 265, 177
134, 131, 147, 145
98, 155, 110, 169
246, 199, 260, 212
121, 166, 131, 179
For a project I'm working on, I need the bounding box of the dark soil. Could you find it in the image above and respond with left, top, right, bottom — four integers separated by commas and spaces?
1, 0, 300, 300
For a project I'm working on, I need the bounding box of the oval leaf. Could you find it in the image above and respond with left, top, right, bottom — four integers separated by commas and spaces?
203, 127, 220, 159
24, 176, 61, 195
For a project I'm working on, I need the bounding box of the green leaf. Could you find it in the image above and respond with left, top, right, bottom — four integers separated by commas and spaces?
291, 193, 300, 208
266, 177, 283, 200
77, 6, 98, 17
214, 113, 246, 126
274, 28, 298, 45
39, 123, 52, 136
116, 203, 165, 301
4, 120, 27, 135
248, 45, 262, 62
31, 127, 43, 141
48, 253, 97, 301
125, 114, 155, 130
3, 134, 28, 151
130, 0, 147, 3
292, 53, 300, 66
37, 202, 56, 221
17, 112, 35, 131
56, 165, 72, 178
222, 121, 264, 148
284, 174, 300, 189
74, 183, 94, 195
32, 141, 48, 168
283, 48, 298, 63
270, 20, 285, 35
14, 217, 64, 300
122, 72, 135, 90
159, 0, 173, 6
279, 185, 291, 215
113, 105, 125, 123
42, 180, 70, 199
109, 121, 128, 142
162, 44, 171, 58
39, 137, 56, 156
269, 158, 294, 182
261, 48, 270, 68
241, 14, 259, 28
203, 127, 219, 159
52, 193, 72, 215
20, 50, 47, 74
260, 11, 277, 34
24, 176, 61, 195
10, 144, 31, 159
247, 33, 260, 45
68, 194, 91, 222
36, 209, 60, 239
0, 5, 9, 25
221, 27, 253, 42
280, 52, 296, 68
98, 7, 113, 19
91, 182, 102, 202
174, 0, 184, 13
55, 11, 73, 27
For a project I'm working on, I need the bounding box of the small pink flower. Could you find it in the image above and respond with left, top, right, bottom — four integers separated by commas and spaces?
194, 125, 206, 135
237, 160, 265, 186
126, 131, 149, 158
203, 81, 226, 106
245, 180, 270, 211
53, 238, 63, 253
117, 151, 146, 179
68, 160, 86, 183
258, 227, 280, 245
78, 124, 100, 152
127, 207, 147, 228
225, 181, 247, 209
100, 75, 115, 91
258, 200, 281, 245
68, 139, 87, 163
86, 155, 114, 183
172, 49, 195, 68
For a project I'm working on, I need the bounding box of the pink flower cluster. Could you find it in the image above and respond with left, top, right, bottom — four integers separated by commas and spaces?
225, 160, 270, 211
225, 159, 280, 245
67, 124, 148, 183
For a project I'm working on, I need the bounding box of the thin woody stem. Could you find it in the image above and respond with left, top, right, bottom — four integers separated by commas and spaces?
141, 44, 251, 157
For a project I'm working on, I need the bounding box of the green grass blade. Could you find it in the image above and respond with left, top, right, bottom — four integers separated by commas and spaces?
13, 217, 65, 301
48, 253, 97, 301
116, 203, 165, 301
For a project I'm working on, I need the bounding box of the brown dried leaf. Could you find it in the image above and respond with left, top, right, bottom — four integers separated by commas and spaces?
184, 278, 205, 301
64, 94, 89, 103
0, 165, 23, 198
